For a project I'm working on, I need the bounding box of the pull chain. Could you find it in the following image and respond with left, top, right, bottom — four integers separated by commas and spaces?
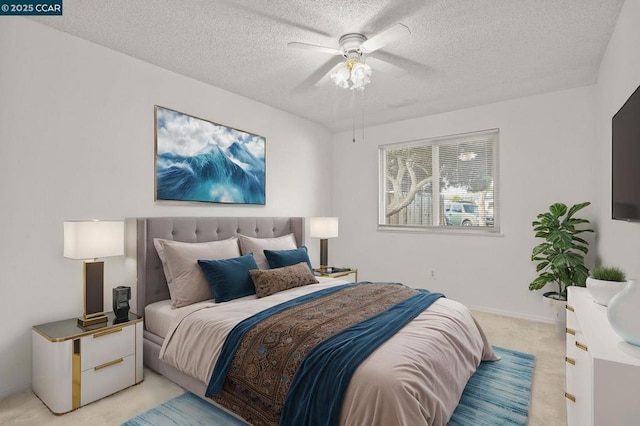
352, 112, 356, 143
361, 108, 365, 143
351, 90, 365, 143
352, 90, 357, 142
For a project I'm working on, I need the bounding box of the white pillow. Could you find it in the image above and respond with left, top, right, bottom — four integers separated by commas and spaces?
153, 238, 171, 288
237, 233, 297, 270
154, 238, 241, 308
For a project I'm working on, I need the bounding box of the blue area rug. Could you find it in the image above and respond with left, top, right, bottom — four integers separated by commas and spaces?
123, 346, 533, 426
122, 392, 249, 426
449, 346, 534, 425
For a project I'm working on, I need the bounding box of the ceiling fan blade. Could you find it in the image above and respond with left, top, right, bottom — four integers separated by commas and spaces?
366, 0, 426, 36
287, 42, 343, 56
291, 59, 341, 93
367, 57, 407, 77
314, 63, 343, 87
360, 23, 410, 53
374, 50, 436, 74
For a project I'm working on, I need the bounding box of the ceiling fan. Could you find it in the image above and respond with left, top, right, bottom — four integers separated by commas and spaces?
288, 23, 411, 91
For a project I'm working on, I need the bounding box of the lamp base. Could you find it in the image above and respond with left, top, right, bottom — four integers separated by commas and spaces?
319, 239, 329, 270
77, 314, 108, 327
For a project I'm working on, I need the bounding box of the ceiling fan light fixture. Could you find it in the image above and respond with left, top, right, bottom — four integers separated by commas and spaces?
330, 66, 351, 88
289, 23, 410, 92
331, 59, 372, 91
350, 62, 372, 91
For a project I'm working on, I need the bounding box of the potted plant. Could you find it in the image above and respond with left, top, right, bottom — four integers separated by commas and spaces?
586, 266, 627, 306
529, 202, 593, 329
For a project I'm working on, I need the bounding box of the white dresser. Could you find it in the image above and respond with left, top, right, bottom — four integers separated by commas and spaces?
32, 312, 143, 414
565, 286, 640, 425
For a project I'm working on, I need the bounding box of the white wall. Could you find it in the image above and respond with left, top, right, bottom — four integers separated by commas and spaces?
330, 86, 598, 321
594, 0, 640, 277
0, 19, 333, 397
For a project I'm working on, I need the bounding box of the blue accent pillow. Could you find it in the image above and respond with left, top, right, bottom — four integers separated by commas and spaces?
198, 254, 258, 303
264, 246, 313, 272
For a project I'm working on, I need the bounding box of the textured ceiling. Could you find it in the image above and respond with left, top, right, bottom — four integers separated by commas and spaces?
30, 0, 624, 132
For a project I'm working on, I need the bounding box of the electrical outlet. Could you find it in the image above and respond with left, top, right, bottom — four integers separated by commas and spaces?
430, 269, 437, 279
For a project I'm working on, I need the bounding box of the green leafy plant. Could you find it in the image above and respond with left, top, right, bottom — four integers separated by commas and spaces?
529, 202, 594, 300
591, 266, 626, 282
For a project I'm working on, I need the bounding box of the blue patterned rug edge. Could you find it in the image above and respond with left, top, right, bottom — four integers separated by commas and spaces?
122, 392, 249, 426
123, 345, 534, 426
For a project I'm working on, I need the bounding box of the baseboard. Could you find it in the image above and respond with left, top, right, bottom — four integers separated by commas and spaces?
467, 304, 555, 324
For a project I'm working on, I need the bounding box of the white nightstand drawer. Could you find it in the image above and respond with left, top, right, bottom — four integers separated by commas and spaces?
81, 354, 135, 405
81, 324, 135, 371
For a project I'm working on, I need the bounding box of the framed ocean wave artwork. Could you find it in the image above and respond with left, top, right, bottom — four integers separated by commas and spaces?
155, 106, 266, 205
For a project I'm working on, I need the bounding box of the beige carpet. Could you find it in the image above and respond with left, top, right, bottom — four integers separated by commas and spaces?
0, 310, 566, 425
472, 310, 566, 426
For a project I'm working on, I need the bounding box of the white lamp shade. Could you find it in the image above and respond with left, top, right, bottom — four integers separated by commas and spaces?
64, 220, 124, 259
310, 217, 339, 239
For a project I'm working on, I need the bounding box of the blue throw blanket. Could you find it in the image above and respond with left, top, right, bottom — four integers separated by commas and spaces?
207, 283, 444, 426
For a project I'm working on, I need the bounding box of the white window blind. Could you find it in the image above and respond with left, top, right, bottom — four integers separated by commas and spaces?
379, 129, 499, 233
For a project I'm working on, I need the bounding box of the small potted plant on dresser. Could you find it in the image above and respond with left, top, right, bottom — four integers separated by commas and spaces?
528, 202, 593, 332
586, 266, 626, 306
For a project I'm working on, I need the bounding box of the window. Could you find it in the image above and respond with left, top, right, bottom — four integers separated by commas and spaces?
379, 129, 499, 232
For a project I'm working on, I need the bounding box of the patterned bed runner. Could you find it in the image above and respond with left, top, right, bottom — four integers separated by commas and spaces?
208, 282, 443, 426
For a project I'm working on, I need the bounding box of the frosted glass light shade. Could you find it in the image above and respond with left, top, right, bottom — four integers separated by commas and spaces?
310, 217, 339, 239
330, 67, 350, 89
64, 220, 124, 259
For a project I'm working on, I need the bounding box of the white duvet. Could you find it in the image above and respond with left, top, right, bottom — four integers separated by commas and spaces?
160, 278, 498, 425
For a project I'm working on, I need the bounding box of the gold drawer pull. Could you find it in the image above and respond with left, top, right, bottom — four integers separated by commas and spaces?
565, 357, 576, 366
576, 341, 588, 352
566, 304, 574, 312
566, 327, 576, 336
93, 327, 123, 339
565, 392, 576, 403
94, 358, 123, 371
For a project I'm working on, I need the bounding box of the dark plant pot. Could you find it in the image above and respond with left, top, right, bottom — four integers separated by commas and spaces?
543, 291, 566, 301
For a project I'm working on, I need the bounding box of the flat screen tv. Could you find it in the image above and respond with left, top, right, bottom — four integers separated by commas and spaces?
612, 83, 640, 221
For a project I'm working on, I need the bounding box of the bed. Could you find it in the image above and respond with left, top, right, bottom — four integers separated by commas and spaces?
128, 216, 497, 426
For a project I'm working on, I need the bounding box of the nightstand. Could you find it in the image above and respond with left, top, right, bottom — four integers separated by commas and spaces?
314, 267, 358, 282
32, 312, 143, 414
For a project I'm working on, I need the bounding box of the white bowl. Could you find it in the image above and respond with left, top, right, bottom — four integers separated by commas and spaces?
586, 277, 626, 306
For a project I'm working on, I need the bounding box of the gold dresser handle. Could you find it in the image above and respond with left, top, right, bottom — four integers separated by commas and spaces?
576, 341, 588, 352
565, 392, 576, 403
566, 304, 574, 312
566, 327, 576, 336
93, 327, 123, 339
94, 358, 124, 371
565, 357, 576, 366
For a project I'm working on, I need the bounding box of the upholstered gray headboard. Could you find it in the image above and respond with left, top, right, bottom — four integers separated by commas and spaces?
127, 217, 304, 317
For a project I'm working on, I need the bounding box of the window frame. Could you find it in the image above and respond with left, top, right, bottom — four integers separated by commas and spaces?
378, 129, 500, 235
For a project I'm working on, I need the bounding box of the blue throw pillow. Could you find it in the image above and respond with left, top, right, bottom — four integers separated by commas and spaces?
264, 246, 313, 272
198, 254, 258, 303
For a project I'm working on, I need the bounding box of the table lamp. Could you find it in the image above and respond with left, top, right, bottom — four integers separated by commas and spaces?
309, 217, 339, 271
64, 220, 124, 326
